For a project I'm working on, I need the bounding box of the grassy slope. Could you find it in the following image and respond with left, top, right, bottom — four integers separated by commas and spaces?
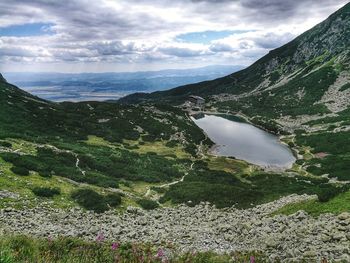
120, 3, 350, 215
2, 4, 350, 214
275, 190, 350, 216
1, 76, 349, 213
0, 235, 267, 263
0, 78, 208, 210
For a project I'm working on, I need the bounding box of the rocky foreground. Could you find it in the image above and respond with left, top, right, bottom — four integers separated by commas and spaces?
0, 194, 349, 262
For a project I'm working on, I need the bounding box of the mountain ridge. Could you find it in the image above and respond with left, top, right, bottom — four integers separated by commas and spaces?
120, 2, 350, 110
0, 73, 6, 83
2, 65, 244, 102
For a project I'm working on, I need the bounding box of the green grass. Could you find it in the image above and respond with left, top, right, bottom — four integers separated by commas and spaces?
216, 64, 337, 118
160, 165, 337, 209
275, 190, 350, 216
0, 235, 267, 263
296, 130, 350, 181
1, 70, 350, 214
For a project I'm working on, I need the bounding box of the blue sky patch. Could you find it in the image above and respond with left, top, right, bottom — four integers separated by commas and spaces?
176, 30, 252, 44
0, 23, 55, 37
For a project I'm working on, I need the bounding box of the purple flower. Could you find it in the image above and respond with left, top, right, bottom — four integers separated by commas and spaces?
157, 248, 165, 258
96, 232, 105, 242
111, 242, 120, 250
250, 256, 255, 263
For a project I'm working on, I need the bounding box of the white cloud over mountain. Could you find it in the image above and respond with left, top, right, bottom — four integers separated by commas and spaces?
0, 0, 347, 72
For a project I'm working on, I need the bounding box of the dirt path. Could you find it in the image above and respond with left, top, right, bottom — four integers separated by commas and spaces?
144, 162, 194, 199
75, 157, 86, 176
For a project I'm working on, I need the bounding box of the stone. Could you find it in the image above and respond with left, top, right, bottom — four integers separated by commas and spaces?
3, 207, 14, 213
339, 254, 350, 262
332, 232, 345, 241
0, 194, 347, 261
338, 212, 350, 220
303, 250, 317, 258
265, 237, 279, 248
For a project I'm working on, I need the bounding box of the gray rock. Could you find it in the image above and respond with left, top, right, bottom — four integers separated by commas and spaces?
338, 212, 350, 220
303, 250, 317, 258
0, 194, 348, 262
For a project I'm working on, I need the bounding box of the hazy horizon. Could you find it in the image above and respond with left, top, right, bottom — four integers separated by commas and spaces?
1, 64, 242, 75
2, 64, 243, 102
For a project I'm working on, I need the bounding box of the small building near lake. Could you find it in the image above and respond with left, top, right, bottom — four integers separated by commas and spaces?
188, 95, 205, 107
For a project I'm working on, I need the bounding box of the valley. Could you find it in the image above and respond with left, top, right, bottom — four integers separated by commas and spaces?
1, 70, 349, 261
1, 2, 350, 262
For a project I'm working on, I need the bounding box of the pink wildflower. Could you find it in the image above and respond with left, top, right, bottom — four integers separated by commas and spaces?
157, 248, 165, 258
250, 256, 255, 263
96, 232, 105, 242
111, 242, 120, 250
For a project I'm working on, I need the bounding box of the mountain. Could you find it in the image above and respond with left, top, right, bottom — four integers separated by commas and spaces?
1, 4, 350, 260
121, 2, 350, 120
2, 65, 243, 102
0, 73, 207, 148
120, 2, 350, 185
1, 65, 345, 209
2, 3, 350, 261
0, 73, 5, 82
1, 3, 349, 210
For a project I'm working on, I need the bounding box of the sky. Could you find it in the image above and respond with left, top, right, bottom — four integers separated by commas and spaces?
0, 0, 348, 73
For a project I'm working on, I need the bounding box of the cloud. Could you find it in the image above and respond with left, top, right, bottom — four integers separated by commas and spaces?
158, 45, 210, 57
0, 47, 38, 57
209, 43, 235, 52
252, 32, 295, 49
0, 0, 348, 72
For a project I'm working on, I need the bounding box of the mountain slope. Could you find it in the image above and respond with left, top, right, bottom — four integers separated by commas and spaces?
0, 73, 5, 82
120, 3, 350, 184
120, 2, 350, 119
0, 77, 213, 193
0, 4, 349, 215
1, 74, 346, 212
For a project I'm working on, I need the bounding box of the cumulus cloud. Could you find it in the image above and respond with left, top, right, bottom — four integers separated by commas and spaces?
209, 43, 235, 53
0, 0, 348, 72
251, 32, 295, 49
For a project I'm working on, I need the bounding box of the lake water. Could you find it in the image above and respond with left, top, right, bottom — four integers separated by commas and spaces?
192, 115, 295, 168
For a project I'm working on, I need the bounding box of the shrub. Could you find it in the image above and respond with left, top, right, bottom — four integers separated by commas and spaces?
39, 170, 53, 178
328, 125, 337, 131
137, 199, 159, 210
339, 83, 350, 92
104, 193, 122, 207
32, 187, 61, 198
71, 189, 108, 213
11, 166, 29, 176
317, 185, 348, 202
0, 141, 12, 148
150, 186, 166, 194
295, 159, 304, 165
165, 140, 177, 148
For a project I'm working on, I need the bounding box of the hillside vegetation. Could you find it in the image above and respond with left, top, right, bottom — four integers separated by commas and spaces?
1, 72, 347, 213
2, 4, 350, 215
116, 3, 350, 215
